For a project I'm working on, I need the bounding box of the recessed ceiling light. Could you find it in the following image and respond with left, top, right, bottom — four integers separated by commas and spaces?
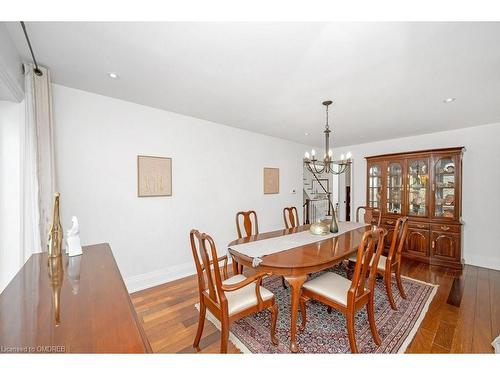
108, 72, 119, 79
443, 98, 456, 103
304, 132, 310, 136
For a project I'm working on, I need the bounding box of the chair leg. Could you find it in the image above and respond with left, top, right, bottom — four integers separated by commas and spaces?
327, 306, 332, 314
367, 298, 381, 346
299, 295, 307, 331
220, 318, 230, 354
281, 276, 288, 289
346, 312, 358, 353
268, 303, 279, 345
395, 263, 407, 299
193, 301, 206, 351
384, 271, 397, 310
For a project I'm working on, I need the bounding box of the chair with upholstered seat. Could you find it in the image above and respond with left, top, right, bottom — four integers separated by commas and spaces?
236, 210, 287, 288
299, 228, 385, 353
283, 206, 299, 229
346, 206, 382, 265
373, 217, 409, 309
356, 206, 382, 227
190, 229, 278, 353
234, 210, 259, 274
236, 210, 259, 239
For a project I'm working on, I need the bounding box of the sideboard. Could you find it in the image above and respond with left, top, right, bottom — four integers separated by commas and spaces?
0, 243, 152, 353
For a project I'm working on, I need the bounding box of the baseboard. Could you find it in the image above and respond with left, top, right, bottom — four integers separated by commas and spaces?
125, 257, 236, 293
125, 261, 196, 293
465, 255, 500, 271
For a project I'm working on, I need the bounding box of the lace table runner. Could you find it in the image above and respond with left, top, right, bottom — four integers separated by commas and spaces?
228, 221, 367, 267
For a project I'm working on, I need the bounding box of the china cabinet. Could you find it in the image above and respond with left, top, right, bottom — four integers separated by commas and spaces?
365, 147, 464, 269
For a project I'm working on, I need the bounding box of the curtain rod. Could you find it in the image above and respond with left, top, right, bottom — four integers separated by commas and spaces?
20, 21, 43, 76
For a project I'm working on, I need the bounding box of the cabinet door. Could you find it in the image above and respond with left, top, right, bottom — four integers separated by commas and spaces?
432, 232, 460, 260
432, 155, 458, 220
405, 228, 430, 256
407, 157, 430, 217
386, 161, 403, 215
367, 162, 383, 209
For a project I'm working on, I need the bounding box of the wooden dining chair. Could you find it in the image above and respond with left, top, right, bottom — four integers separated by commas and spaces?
283, 206, 299, 229
299, 228, 386, 353
234, 210, 259, 275
356, 206, 382, 227
236, 210, 259, 239
372, 217, 409, 310
190, 229, 278, 353
235, 210, 287, 289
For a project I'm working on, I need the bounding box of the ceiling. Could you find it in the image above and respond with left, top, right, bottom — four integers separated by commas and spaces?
5, 22, 500, 147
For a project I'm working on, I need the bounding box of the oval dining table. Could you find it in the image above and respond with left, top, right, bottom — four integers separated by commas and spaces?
228, 223, 370, 353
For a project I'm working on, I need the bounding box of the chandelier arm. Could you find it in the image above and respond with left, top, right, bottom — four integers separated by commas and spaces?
331, 164, 345, 175
311, 160, 325, 174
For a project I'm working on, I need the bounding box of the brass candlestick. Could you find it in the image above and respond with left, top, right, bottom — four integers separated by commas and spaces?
47, 193, 63, 258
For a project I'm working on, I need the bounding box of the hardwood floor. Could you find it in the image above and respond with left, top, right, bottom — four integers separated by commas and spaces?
131, 261, 499, 353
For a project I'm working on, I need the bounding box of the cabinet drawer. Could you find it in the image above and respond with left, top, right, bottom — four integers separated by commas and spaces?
431, 223, 460, 233
409, 222, 430, 230
382, 218, 397, 226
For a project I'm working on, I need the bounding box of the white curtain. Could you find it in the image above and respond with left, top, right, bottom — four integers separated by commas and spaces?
21, 63, 56, 258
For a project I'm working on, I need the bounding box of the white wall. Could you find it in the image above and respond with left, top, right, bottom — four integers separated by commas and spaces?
0, 24, 24, 102
52, 84, 309, 292
333, 122, 500, 270
0, 100, 23, 292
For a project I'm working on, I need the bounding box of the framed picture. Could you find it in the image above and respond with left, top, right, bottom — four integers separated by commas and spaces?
263, 167, 279, 194
137, 155, 172, 197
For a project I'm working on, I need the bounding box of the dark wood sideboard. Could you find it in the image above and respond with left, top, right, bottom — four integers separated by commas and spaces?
365, 147, 464, 269
0, 243, 151, 353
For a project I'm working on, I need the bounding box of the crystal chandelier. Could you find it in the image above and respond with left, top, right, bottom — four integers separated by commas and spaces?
303, 100, 352, 175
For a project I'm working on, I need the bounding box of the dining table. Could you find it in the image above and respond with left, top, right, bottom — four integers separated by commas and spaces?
228, 222, 371, 353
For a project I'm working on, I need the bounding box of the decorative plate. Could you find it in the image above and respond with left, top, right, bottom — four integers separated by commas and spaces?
444, 164, 455, 173
444, 194, 455, 206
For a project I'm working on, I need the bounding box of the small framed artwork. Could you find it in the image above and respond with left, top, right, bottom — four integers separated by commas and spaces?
137, 155, 172, 197
263, 167, 279, 194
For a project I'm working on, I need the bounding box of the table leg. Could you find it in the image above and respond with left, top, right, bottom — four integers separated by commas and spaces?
285, 274, 307, 353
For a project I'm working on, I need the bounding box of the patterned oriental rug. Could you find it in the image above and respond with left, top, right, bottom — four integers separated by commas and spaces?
198, 264, 437, 353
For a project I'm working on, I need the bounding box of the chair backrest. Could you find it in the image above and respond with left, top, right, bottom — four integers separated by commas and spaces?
356, 206, 382, 227
283, 206, 299, 229
386, 217, 409, 266
190, 230, 224, 306
349, 228, 385, 301
236, 210, 258, 238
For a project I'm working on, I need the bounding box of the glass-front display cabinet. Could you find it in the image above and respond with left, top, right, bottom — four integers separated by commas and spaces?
386, 161, 403, 214
365, 147, 464, 270
433, 156, 457, 220
367, 162, 382, 209
407, 158, 429, 217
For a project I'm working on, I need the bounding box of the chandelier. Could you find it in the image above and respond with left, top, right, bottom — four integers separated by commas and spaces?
303, 100, 352, 175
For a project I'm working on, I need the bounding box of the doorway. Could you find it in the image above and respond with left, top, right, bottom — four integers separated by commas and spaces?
337, 163, 353, 222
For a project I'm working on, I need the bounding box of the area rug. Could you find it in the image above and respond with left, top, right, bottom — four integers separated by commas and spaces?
197, 264, 437, 353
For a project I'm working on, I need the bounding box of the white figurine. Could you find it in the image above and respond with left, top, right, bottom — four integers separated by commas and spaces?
66, 216, 83, 257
